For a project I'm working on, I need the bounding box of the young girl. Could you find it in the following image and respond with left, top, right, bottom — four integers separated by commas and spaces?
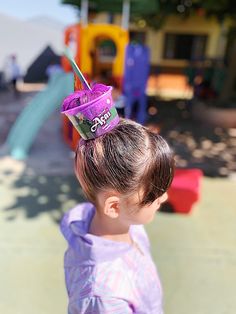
61, 85, 174, 314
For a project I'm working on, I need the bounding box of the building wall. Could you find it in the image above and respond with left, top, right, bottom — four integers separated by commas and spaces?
146, 15, 225, 68
0, 13, 63, 74
90, 13, 228, 70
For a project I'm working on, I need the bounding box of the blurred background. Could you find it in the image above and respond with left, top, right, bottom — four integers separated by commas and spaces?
0, 1, 236, 313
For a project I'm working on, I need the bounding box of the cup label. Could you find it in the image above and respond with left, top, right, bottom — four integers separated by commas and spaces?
91, 109, 112, 133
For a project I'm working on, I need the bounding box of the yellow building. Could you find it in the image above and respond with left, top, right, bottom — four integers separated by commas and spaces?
93, 13, 228, 73
65, 13, 229, 99
144, 15, 228, 72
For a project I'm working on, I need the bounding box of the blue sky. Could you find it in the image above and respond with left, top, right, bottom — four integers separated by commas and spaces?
0, 0, 78, 24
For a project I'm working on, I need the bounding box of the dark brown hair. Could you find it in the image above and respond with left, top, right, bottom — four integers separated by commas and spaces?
75, 119, 174, 206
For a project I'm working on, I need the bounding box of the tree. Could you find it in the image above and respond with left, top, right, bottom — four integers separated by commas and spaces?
62, 0, 159, 16
62, 0, 236, 30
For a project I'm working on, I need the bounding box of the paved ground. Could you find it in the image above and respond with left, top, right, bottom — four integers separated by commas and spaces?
0, 89, 236, 314
147, 177, 236, 314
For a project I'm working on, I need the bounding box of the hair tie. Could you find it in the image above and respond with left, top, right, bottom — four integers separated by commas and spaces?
61, 83, 119, 140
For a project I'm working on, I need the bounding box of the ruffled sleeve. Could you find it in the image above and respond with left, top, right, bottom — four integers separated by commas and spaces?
69, 296, 133, 314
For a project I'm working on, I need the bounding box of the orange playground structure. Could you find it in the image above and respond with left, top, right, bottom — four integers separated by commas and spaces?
61, 23, 129, 150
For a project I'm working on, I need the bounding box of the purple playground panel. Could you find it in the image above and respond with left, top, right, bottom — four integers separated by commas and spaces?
123, 44, 150, 124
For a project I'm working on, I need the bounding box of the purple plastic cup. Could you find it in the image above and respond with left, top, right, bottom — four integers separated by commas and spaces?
61, 84, 120, 140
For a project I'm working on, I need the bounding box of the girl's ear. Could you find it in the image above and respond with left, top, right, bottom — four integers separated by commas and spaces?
103, 196, 120, 219
159, 192, 168, 204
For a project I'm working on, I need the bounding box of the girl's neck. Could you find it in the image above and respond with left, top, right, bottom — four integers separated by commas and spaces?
89, 210, 132, 244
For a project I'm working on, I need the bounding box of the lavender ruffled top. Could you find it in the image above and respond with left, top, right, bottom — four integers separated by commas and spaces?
60, 203, 163, 314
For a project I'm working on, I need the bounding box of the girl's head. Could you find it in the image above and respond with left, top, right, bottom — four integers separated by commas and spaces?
75, 119, 174, 224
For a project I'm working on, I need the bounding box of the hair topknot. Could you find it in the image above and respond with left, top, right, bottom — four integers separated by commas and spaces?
75, 118, 174, 205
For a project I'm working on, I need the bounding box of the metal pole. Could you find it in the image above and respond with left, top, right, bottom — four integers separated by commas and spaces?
81, 0, 89, 26
121, 0, 130, 29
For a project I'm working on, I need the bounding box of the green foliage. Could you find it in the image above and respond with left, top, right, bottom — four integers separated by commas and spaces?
135, 0, 236, 30
61, 0, 159, 15
61, 0, 236, 30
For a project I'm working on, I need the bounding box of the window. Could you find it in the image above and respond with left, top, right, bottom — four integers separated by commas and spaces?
97, 39, 117, 62
164, 33, 207, 60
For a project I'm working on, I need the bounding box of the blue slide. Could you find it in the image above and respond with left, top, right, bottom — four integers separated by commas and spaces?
6, 72, 74, 160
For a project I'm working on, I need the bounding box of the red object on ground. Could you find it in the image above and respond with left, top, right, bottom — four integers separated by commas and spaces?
168, 169, 203, 214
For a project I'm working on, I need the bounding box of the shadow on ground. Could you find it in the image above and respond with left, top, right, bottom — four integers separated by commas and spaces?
1, 91, 236, 222
3, 173, 86, 223
147, 97, 236, 177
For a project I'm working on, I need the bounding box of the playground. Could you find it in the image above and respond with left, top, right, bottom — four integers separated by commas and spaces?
1, 80, 236, 313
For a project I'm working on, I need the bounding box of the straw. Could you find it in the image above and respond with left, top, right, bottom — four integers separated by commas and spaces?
64, 46, 91, 91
